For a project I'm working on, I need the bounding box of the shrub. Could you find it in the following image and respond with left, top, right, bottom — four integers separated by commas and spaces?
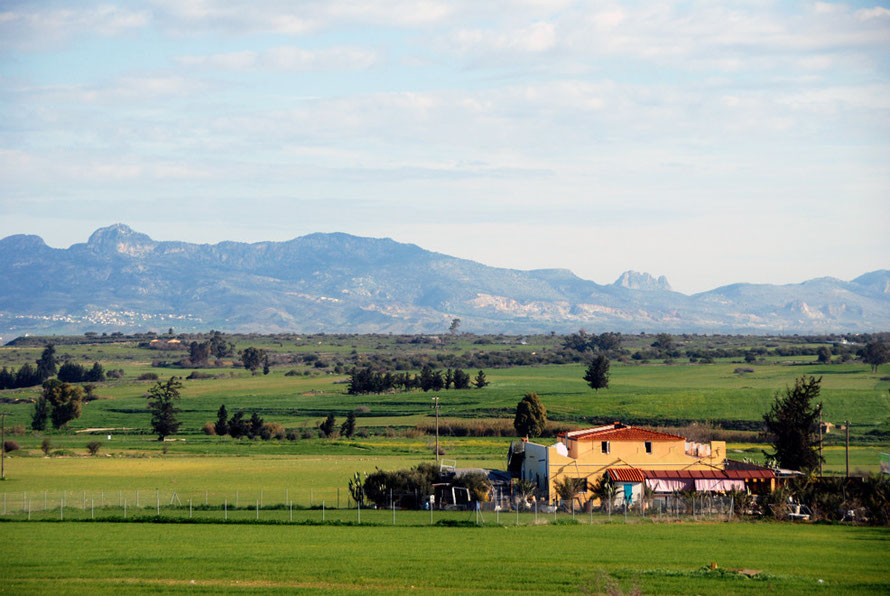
3, 440, 20, 453
86, 440, 101, 456
260, 422, 286, 440
354, 405, 371, 414
202, 422, 216, 435
284, 369, 300, 376
138, 372, 159, 381
186, 371, 213, 380
41, 437, 52, 456
285, 428, 299, 441
106, 368, 125, 379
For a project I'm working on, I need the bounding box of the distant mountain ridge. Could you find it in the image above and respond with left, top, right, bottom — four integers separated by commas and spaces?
0, 224, 887, 338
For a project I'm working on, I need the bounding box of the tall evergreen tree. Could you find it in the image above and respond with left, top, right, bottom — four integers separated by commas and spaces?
36, 344, 57, 381
513, 392, 547, 438
473, 370, 489, 389
341, 411, 356, 438
583, 354, 610, 392
0, 367, 13, 390
320, 412, 337, 438
763, 376, 823, 471
146, 377, 182, 441
31, 396, 49, 431
453, 368, 471, 389
248, 412, 264, 438
214, 404, 229, 436
43, 379, 84, 429
86, 362, 105, 382
228, 411, 247, 438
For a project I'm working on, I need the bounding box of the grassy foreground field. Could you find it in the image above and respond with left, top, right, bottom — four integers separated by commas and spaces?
2, 521, 888, 594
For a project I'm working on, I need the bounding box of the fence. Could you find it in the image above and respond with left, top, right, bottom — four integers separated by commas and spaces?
0, 488, 740, 525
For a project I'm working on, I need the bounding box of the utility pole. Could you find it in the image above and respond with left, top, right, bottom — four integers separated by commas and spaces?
819, 407, 823, 478
845, 420, 850, 479
431, 395, 440, 463
1, 412, 6, 480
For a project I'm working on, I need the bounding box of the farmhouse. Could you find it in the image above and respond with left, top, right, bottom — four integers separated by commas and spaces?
508, 422, 775, 505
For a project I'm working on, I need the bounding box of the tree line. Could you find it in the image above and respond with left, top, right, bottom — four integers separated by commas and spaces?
346, 365, 487, 395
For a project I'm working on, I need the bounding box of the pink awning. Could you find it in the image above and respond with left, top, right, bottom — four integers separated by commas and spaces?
694, 479, 745, 492
646, 479, 694, 493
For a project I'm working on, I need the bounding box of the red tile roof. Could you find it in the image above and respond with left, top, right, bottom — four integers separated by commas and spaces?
604, 468, 775, 482
561, 423, 685, 442
607, 468, 646, 482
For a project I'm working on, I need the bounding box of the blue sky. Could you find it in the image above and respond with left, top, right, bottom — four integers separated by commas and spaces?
1, 0, 888, 294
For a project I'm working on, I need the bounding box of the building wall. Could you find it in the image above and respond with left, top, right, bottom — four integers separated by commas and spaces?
522, 438, 726, 504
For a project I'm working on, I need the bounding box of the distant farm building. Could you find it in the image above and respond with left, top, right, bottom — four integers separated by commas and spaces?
508, 422, 775, 506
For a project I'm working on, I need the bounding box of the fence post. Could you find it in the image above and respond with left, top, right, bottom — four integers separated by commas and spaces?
124, 498, 126, 518
27, 497, 30, 521
357, 499, 361, 524
44, 490, 47, 511
136, 490, 139, 508
310, 488, 313, 507
256, 499, 259, 521
156, 489, 159, 516
91, 498, 94, 520
289, 500, 293, 522
205, 490, 208, 506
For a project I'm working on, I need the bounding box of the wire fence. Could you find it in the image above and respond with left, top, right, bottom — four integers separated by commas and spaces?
0, 489, 741, 525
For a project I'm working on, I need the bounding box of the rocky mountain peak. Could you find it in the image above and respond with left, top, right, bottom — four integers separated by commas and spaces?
86, 223, 157, 257
613, 270, 672, 291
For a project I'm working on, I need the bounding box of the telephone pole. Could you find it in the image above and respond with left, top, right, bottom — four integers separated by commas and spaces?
431, 396, 440, 463
845, 420, 850, 479
819, 407, 823, 478
1, 412, 7, 480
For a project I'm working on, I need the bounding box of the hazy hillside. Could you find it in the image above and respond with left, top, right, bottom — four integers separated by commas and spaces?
0, 224, 887, 338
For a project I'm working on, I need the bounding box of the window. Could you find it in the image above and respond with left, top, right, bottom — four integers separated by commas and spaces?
645, 441, 652, 454
601, 441, 610, 454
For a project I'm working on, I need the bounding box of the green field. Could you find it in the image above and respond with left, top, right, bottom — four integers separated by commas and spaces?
2, 334, 889, 593
2, 521, 888, 594
3, 360, 888, 435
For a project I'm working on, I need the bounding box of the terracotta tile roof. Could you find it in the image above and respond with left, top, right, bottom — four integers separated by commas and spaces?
604, 468, 776, 482
607, 468, 646, 482
561, 423, 685, 442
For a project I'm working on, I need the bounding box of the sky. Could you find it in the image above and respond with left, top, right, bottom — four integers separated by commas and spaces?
1, 1, 888, 295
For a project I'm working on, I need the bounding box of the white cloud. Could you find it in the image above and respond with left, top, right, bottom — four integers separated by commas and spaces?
0, 5, 149, 49
179, 45, 379, 71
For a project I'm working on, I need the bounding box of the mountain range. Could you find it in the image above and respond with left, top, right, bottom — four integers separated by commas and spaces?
0, 224, 887, 339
